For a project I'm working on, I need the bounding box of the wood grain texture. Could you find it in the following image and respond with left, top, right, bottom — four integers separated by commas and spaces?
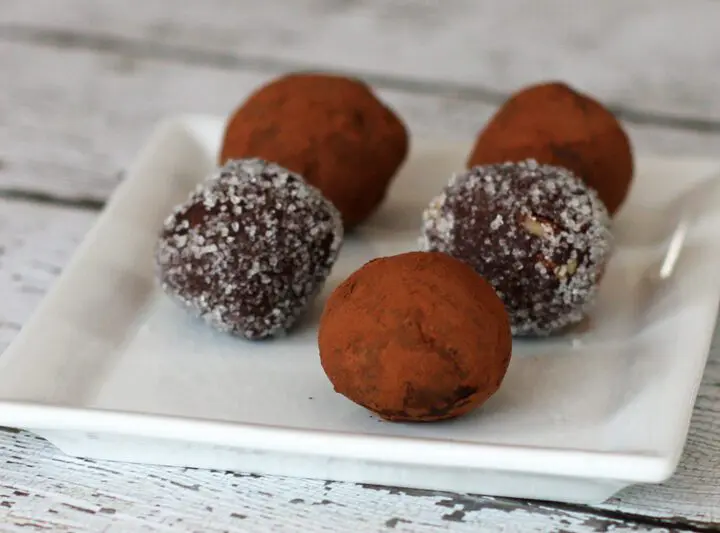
2, 0, 720, 123
0, 199, 96, 352
0, 429, 694, 533
0, 0, 719, 530
1, 42, 719, 205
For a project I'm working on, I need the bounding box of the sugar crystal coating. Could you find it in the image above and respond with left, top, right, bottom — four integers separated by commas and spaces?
421, 160, 613, 337
156, 158, 344, 340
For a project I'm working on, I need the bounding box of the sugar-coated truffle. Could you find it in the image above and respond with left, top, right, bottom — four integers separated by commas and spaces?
421, 160, 612, 337
467, 81, 633, 215
219, 72, 409, 230
156, 158, 343, 340
318, 251, 512, 422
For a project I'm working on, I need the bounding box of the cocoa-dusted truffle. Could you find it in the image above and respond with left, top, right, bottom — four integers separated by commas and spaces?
467, 81, 633, 215
318, 251, 512, 422
156, 158, 343, 340
421, 160, 612, 337
219, 72, 409, 230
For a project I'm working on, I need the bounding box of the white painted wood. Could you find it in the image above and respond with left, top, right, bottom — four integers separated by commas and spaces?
0, 200, 96, 352
1, 42, 719, 204
3, 0, 720, 121
0, 429, 680, 532
0, 0, 719, 529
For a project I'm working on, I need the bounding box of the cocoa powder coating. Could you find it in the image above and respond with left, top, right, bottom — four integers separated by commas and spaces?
467, 81, 634, 215
318, 251, 512, 422
219, 73, 409, 230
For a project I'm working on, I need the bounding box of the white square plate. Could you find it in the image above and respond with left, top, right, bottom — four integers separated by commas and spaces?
1, 114, 720, 505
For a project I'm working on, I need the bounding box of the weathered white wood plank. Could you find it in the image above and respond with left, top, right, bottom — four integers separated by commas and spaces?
0, 196, 717, 530
2, 0, 720, 121
0, 200, 96, 352
0, 429, 699, 533
0, 0, 719, 528
1, 41, 719, 204
0, 432, 678, 532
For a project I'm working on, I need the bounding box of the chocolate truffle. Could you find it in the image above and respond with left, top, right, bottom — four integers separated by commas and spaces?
219, 72, 409, 230
421, 160, 613, 337
156, 158, 343, 340
318, 251, 512, 422
467, 81, 633, 215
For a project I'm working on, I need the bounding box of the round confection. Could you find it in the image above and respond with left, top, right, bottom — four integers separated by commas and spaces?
219, 72, 409, 230
156, 158, 343, 340
421, 160, 613, 337
318, 251, 512, 422
467, 81, 634, 215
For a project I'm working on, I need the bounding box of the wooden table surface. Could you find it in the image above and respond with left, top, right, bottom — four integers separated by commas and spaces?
1, 1, 719, 531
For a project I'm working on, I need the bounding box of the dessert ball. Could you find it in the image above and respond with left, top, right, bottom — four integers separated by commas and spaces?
318, 251, 512, 422
156, 158, 343, 340
219, 72, 409, 230
467, 81, 634, 215
421, 160, 613, 337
